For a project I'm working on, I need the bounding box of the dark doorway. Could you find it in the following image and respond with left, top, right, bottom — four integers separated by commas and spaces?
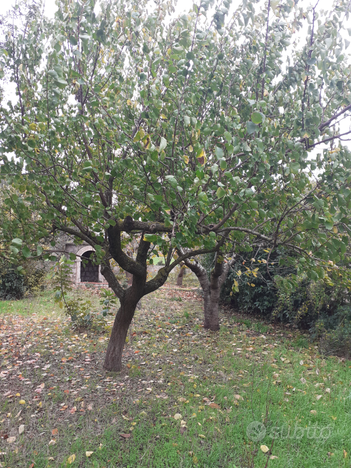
81, 251, 99, 282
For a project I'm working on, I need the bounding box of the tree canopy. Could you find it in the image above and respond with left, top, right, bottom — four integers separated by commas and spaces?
1, 0, 351, 370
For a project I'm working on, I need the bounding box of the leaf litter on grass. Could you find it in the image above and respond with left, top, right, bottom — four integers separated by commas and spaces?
0, 283, 351, 467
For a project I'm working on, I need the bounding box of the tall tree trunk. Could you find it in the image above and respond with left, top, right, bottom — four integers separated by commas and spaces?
103, 293, 140, 371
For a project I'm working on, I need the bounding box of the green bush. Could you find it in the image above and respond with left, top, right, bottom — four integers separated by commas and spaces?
0, 269, 25, 300
221, 248, 295, 317
315, 305, 351, 358
23, 264, 47, 296
0, 258, 47, 301
64, 296, 112, 332
51, 256, 117, 331
272, 276, 350, 330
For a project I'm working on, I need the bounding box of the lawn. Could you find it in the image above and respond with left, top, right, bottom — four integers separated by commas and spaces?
0, 274, 351, 467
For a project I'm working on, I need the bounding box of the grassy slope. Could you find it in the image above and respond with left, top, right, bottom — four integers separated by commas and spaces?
0, 275, 350, 467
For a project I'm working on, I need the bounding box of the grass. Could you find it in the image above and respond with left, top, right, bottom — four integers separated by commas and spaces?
0, 278, 351, 467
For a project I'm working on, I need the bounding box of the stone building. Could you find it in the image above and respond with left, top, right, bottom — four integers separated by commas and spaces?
64, 242, 108, 285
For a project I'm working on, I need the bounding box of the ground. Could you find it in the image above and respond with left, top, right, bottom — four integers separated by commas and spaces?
0, 274, 351, 467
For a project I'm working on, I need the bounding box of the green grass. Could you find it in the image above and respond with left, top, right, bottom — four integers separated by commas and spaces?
1, 284, 351, 467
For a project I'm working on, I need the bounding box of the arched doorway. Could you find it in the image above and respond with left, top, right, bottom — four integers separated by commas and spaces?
80, 251, 99, 282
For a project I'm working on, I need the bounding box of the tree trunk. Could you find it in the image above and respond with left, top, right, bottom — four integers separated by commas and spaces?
176, 264, 186, 286
180, 250, 235, 332
204, 270, 221, 330
103, 295, 139, 371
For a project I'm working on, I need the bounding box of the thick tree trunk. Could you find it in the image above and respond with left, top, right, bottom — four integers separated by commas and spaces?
103, 295, 139, 371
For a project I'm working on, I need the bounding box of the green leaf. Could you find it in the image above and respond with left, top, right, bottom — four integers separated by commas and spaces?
12, 238, 23, 247
216, 187, 226, 198
143, 234, 158, 242
215, 147, 224, 159
220, 159, 227, 170
165, 175, 177, 188
22, 246, 31, 258
246, 121, 259, 134
251, 112, 264, 124
159, 137, 167, 151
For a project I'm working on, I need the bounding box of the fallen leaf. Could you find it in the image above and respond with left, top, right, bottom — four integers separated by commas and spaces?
316, 395, 322, 400
260, 445, 269, 453
7, 436, 16, 444
18, 425, 24, 435
86, 451, 94, 457
174, 413, 182, 420
343, 449, 348, 458
209, 403, 220, 409
199, 434, 206, 439
19, 400, 25, 405
48, 439, 56, 446
326, 388, 331, 393
270, 455, 278, 459
300, 378, 306, 384
310, 410, 317, 415
234, 395, 243, 400
67, 454, 76, 464
120, 433, 131, 439
51, 428, 58, 436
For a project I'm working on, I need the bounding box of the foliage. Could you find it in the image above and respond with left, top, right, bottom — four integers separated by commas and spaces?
64, 296, 111, 331
272, 272, 351, 331
99, 288, 119, 317
221, 248, 295, 317
0, 254, 46, 300
317, 306, 351, 358
1, 0, 351, 368
51, 256, 113, 331
0, 269, 25, 300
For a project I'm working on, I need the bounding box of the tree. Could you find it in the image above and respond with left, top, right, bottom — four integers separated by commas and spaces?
1, 0, 351, 371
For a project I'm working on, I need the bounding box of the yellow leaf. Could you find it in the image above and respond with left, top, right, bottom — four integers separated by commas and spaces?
67, 454, 76, 464
333, 226, 338, 233
174, 413, 182, 420
19, 400, 25, 405
197, 149, 206, 165
86, 451, 94, 457
343, 450, 348, 458
199, 434, 206, 439
183, 155, 189, 164
237, 270, 242, 277
260, 445, 269, 453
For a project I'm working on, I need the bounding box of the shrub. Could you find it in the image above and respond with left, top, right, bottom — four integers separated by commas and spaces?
0, 269, 25, 300
272, 276, 351, 330
221, 248, 295, 317
51, 256, 116, 331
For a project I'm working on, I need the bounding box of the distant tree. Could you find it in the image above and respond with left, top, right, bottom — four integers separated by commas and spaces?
1, 0, 351, 371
